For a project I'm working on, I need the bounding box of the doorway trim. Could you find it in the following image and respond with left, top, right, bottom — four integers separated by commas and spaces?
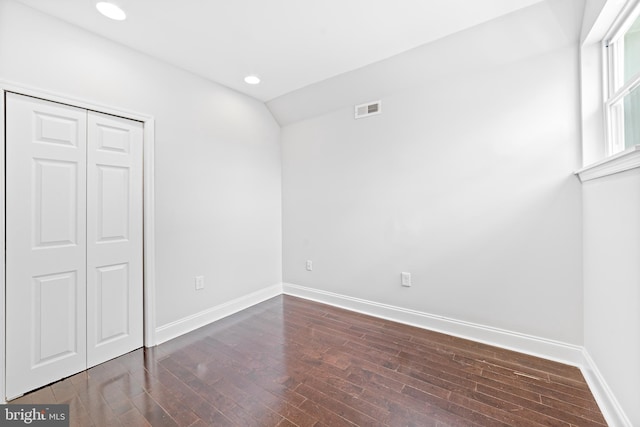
0, 81, 157, 401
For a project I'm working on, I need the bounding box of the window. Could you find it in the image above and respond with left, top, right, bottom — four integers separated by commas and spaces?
604, 2, 640, 155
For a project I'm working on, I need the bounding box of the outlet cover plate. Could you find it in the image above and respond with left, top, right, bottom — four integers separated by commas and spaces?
401, 272, 411, 287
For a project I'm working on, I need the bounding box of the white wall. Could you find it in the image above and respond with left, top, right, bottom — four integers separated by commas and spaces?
280, 1, 585, 345
582, 169, 640, 426
579, 2, 640, 424
0, 0, 282, 327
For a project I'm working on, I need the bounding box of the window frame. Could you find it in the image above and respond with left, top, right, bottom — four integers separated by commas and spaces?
603, 0, 640, 155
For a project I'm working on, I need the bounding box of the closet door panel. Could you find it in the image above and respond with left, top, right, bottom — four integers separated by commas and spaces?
6, 93, 88, 399
86, 111, 143, 368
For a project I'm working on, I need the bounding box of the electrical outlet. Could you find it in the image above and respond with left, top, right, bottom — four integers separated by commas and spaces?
401, 272, 411, 287
306, 260, 313, 271
195, 275, 205, 290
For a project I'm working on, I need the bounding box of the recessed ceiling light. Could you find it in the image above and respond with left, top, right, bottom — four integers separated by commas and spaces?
244, 75, 261, 85
96, 2, 126, 21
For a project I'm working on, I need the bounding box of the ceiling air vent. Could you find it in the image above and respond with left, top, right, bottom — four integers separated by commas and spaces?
355, 100, 382, 119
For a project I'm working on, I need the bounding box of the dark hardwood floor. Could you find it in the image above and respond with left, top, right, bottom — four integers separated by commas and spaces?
12, 295, 606, 426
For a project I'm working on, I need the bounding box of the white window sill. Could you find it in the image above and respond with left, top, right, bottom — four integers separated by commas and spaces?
575, 145, 640, 182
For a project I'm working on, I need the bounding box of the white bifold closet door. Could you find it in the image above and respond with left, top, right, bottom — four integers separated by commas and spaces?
6, 93, 143, 399
86, 111, 143, 368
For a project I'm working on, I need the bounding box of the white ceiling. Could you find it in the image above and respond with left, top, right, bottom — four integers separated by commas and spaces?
15, 0, 544, 102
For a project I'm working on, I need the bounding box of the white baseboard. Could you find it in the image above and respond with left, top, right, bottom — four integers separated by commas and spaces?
580, 349, 632, 427
154, 283, 283, 345
282, 283, 584, 367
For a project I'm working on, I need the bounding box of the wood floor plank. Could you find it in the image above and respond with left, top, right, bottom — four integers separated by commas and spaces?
11, 295, 607, 426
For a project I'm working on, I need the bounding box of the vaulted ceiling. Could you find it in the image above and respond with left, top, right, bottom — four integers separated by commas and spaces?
15, 0, 545, 101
